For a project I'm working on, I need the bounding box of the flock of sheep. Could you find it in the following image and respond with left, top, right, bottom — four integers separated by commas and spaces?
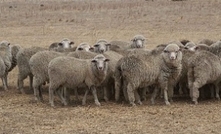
1, 36, 221, 107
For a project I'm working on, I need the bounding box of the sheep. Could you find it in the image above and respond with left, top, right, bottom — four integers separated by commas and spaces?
180, 39, 190, 46
8, 44, 22, 72
198, 39, 216, 46
17, 47, 46, 94
114, 43, 182, 106
29, 50, 66, 101
30, 42, 95, 102
187, 50, 221, 104
75, 42, 93, 52
109, 34, 146, 55
93, 39, 111, 53
0, 41, 12, 90
48, 54, 110, 107
49, 38, 74, 51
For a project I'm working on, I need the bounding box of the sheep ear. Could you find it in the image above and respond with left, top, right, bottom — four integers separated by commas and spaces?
104, 59, 110, 62
70, 41, 74, 45
77, 47, 83, 51
105, 43, 111, 47
89, 47, 94, 51
91, 59, 97, 63
94, 44, 99, 47
58, 43, 63, 46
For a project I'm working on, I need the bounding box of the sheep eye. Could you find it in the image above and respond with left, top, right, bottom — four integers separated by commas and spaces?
164, 50, 169, 53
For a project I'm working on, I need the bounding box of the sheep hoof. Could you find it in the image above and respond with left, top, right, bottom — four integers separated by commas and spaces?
192, 101, 198, 105
137, 101, 143, 105
82, 101, 86, 106
165, 101, 171, 105
130, 102, 136, 107
95, 101, 101, 106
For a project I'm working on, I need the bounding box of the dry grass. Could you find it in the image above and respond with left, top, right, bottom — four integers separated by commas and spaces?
0, 0, 221, 133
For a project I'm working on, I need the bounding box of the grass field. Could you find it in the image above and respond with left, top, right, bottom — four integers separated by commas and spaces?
0, 0, 221, 133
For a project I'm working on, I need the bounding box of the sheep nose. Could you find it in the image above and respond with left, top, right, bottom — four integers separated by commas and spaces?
98, 67, 103, 70
100, 49, 104, 53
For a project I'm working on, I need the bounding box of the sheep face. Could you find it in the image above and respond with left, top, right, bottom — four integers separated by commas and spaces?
162, 43, 182, 61
0, 40, 10, 47
94, 43, 111, 53
58, 38, 74, 49
91, 54, 110, 72
76, 43, 93, 52
131, 35, 146, 48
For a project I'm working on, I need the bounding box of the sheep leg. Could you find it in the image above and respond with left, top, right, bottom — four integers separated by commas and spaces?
123, 80, 129, 102
74, 88, 79, 101
115, 80, 121, 101
127, 83, 136, 106
163, 85, 170, 105
56, 87, 68, 106
17, 74, 26, 94
151, 87, 159, 105
141, 87, 147, 101
48, 84, 56, 107
33, 77, 42, 101
29, 74, 33, 91
215, 83, 220, 100
168, 84, 174, 103
82, 88, 89, 106
2, 76, 8, 91
5, 73, 9, 88
103, 87, 109, 102
192, 82, 200, 105
91, 86, 101, 106
135, 89, 142, 105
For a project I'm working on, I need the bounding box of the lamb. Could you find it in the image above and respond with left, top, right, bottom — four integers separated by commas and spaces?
109, 34, 146, 55
49, 38, 74, 51
93, 39, 111, 53
48, 54, 110, 107
17, 47, 47, 93
114, 43, 182, 106
187, 50, 221, 104
0, 41, 12, 90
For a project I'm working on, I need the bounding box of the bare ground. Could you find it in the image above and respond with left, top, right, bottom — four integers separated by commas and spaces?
0, 0, 221, 133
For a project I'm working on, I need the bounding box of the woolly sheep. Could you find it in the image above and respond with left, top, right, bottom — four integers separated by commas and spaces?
48, 54, 110, 107
0, 41, 12, 90
114, 43, 182, 106
188, 50, 221, 104
17, 47, 46, 93
29, 50, 66, 101
49, 38, 74, 51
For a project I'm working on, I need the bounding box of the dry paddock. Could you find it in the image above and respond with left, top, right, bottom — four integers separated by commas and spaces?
0, 0, 221, 133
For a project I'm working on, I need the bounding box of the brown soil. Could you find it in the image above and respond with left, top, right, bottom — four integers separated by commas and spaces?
0, 0, 221, 133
